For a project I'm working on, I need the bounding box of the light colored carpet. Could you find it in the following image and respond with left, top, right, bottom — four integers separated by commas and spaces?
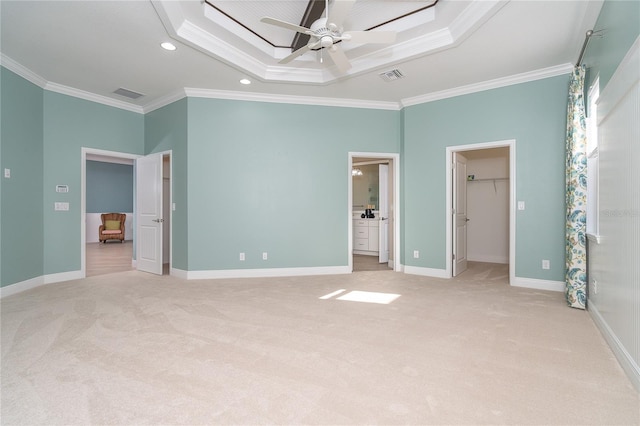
1, 263, 638, 425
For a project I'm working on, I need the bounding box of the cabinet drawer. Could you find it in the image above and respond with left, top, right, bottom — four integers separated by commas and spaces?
354, 239, 369, 250
354, 227, 368, 238
354, 219, 368, 227
369, 220, 379, 228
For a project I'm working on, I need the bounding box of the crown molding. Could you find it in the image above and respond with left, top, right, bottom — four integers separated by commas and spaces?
184, 87, 401, 110
45, 82, 144, 114
401, 63, 575, 108
143, 89, 188, 113
4, 53, 575, 114
0, 53, 48, 88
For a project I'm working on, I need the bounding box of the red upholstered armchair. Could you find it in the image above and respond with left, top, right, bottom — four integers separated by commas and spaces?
99, 213, 126, 243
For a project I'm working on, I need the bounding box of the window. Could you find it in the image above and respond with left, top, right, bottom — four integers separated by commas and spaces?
586, 77, 599, 240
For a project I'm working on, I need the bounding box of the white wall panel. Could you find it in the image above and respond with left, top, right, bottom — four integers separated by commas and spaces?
588, 38, 639, 390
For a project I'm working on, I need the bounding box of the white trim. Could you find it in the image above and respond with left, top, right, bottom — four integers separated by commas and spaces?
401, 64, 574, 107
45, 82, 144, 114
348, 152, 401, 273
597, 35, 640, 124
0, 276, 44, 298
3, 53, 578, 113
44, 270, 83, 284
586, 233, 601, 244
445, 140, 516, 286
171, 268, 188, 280
0, 53, 48, 88
142, 89, 187, 113
403, 266, 449, 279
512, 277, 564, 292
185, 266, 350, 280
184, 88, 400, 111
81, 148, 142, 279
589, 301, 640, 392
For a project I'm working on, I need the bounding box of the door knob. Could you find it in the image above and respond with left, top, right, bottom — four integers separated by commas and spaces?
152, 218, 164, 223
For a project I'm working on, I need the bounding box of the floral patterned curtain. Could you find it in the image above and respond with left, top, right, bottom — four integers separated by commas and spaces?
565, 66, 587, 310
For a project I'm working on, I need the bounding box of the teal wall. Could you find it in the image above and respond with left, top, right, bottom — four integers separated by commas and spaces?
86, 160, 133, 213
403, 75, 570, 280
145, 98, 188, 270
186, 98, 400, 270
583, 0, 640, 92
1, 68, 44, 287
43, 91, 144, 276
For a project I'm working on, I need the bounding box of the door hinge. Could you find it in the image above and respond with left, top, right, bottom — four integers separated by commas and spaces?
452, 254, 455, 260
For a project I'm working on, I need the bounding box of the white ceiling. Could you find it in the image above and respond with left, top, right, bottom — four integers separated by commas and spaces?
0, 0, 603, 113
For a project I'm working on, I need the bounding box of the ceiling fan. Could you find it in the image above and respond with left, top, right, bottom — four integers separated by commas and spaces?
261, 0, 397, 73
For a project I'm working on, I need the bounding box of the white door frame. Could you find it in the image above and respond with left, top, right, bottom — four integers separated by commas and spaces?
348, 152, 401, 272
445, 140, 516, 285
80, 147, 141, 278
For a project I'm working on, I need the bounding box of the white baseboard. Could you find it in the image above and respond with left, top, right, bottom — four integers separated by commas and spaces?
185, 265, 351, 280
0, 275, 44, 298
171, 268, 188, 279
512, 276, 564, 292
403, 265, 449, 279
589, 300, 640, 392
44, 270, 83, 284
0, 270, 82, 298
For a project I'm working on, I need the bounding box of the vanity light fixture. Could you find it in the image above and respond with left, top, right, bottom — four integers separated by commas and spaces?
239, 78, 251, 85
160, 42, 177, 51
352, 168, 363, 176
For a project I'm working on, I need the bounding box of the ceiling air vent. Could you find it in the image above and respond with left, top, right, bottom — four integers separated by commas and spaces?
379, 69, 404, 82
113, 87, 144, 100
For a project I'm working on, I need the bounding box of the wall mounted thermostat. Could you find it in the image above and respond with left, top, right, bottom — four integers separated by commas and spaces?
56, 185, 69, 193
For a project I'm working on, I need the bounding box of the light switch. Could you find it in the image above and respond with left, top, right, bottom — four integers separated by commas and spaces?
54, 202, 69, 211
518, 201, 525, 210
172, 203, 176, 211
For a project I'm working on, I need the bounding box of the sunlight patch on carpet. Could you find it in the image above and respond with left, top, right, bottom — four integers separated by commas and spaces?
336, 290, 400, 304
319, 289, 346, 299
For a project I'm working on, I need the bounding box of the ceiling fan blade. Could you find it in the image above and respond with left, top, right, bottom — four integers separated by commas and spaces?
343, 30, 397, 45
327, 0, 356, 29
279, 44, 312, 64
327, 45, 352, 73
261, 17, 312, 35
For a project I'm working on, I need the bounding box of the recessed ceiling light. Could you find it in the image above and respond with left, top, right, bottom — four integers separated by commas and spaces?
160, 42, 177, 51
239, 78, 251, 85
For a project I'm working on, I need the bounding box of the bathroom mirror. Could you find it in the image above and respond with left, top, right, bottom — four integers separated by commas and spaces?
352, 164, 379, 210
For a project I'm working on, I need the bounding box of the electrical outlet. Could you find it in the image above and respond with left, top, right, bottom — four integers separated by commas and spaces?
413, 250, 419, 259
518, 201, 525, 210
239, 252, 245, 261
592, 279, 598, 295
262, 252, 268, 260
4, 168, 10, 178
542, 259, 550, 270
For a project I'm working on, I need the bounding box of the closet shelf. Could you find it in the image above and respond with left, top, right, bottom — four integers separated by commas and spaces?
468, 177, 509, 182
468, 177, 508, 194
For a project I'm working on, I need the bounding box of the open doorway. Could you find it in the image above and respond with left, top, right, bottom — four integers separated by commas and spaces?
446, 140, 516, 285
349, 152, 400, 273
81, 148, 140, 278
81, 149, 172, 278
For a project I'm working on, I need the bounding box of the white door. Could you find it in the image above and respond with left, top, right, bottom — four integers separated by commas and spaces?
378, 164, 389, 264
452, 152, 468, 276
136, 153, 163, 275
